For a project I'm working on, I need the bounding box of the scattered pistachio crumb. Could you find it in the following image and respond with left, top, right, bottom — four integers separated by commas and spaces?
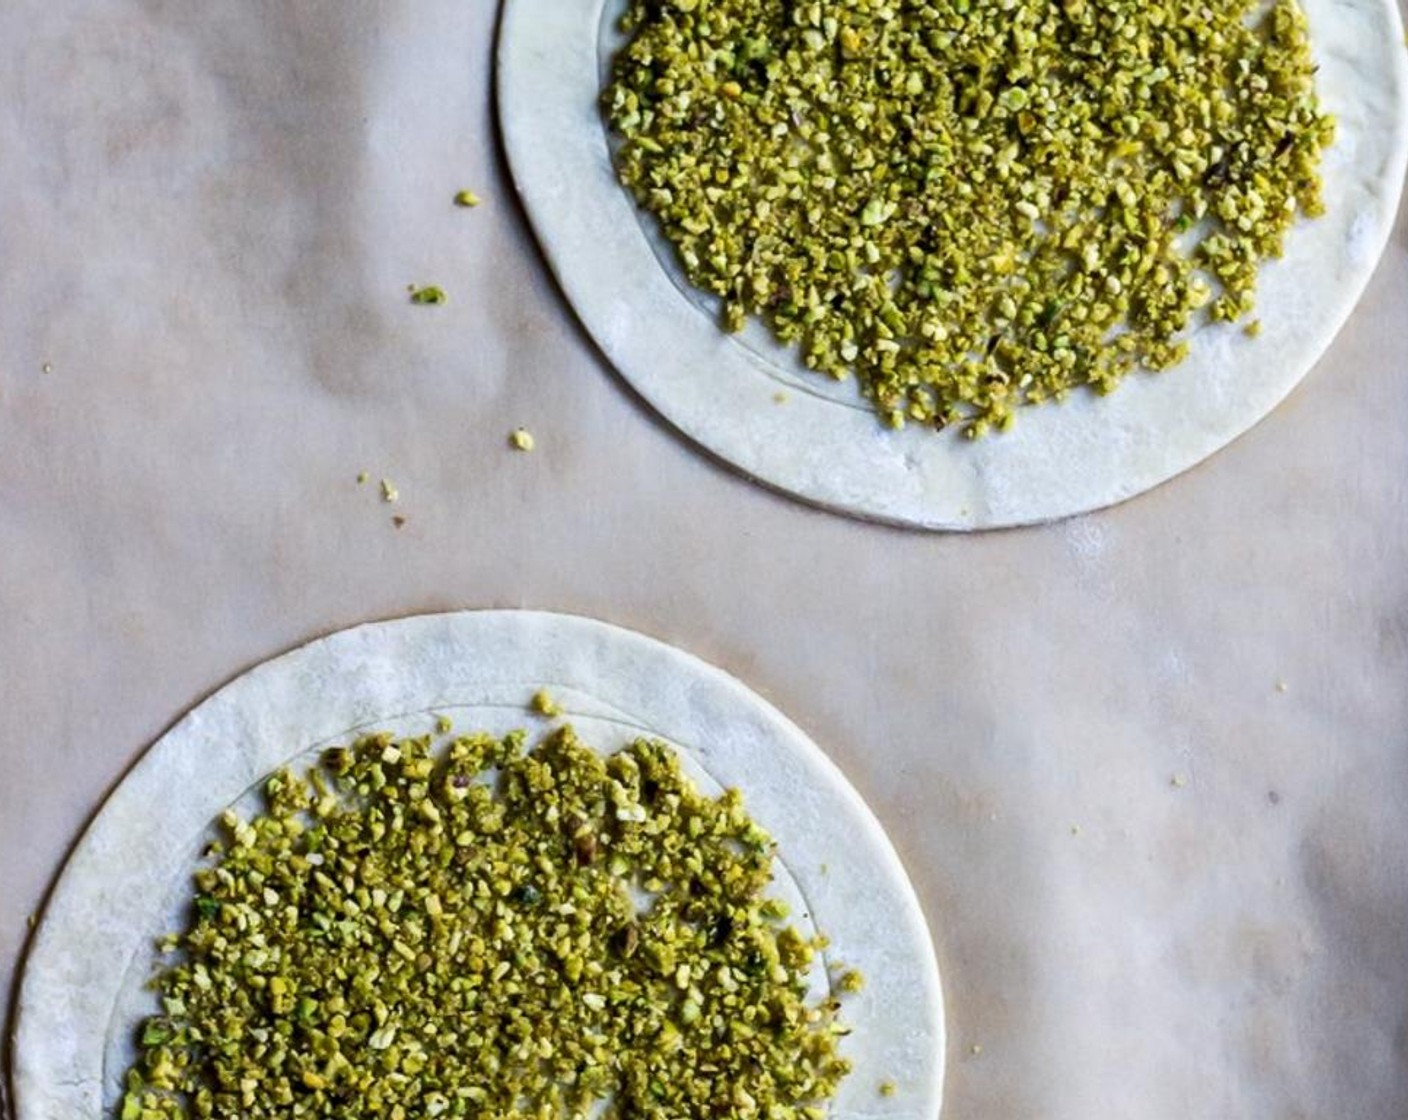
879, 1081, 897, 1097
773, 391, 788, 404
605, 0, 1332, 435
1070, 825, 1082, 837
119, 726, 852, 1120
380, 478, 399, 503
1243, 319, 1263, 338
40, 362, 52, 374
454, 189, 482, 208
409, 285, 447, 305
531, 688, 562, 717
970, 1043, 984, 1057
1170, 773, 1188, 789
435, 714, 454, 734
838, 969, 865, 994
356, 471, 369, 485
510, 427, 536, 451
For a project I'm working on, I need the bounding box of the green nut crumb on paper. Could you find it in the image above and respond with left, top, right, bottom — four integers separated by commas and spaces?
409, 285, 447, 305
510, 427, 536, 451
118, 726, 853, 1120
604, 0, 1332, 436
454, 190, 482, 208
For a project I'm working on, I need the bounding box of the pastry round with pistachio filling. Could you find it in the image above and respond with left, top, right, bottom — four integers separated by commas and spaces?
498, 0, 1408, 527
13, 612, 943, 1120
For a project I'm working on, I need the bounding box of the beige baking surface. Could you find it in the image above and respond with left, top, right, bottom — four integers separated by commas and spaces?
1, 1, 1406, 1117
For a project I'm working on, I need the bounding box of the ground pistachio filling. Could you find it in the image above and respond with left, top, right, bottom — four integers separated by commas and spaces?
119, 725, 854, 1120
605, 0, 1333, 435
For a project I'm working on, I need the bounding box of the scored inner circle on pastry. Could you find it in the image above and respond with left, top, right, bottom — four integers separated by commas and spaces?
497, 0, 1407, 530
13, 610, 946, 1119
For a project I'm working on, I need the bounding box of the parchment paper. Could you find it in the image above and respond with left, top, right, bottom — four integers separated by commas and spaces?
2, 2, 1407, 1117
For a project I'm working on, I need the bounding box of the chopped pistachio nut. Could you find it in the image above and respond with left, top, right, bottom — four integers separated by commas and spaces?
531, 688, 562, 717
119, 726, 851, 1120
409, 285, 447, 305
356, 472, 369, 485
879, 1080, 897, 1097
379, 478, 399, 503
435, 714, 454, 734
838, 969, 865, 994
454, 190, 482, 208
605, 0, 1331, 434
510, 427, 536, 451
